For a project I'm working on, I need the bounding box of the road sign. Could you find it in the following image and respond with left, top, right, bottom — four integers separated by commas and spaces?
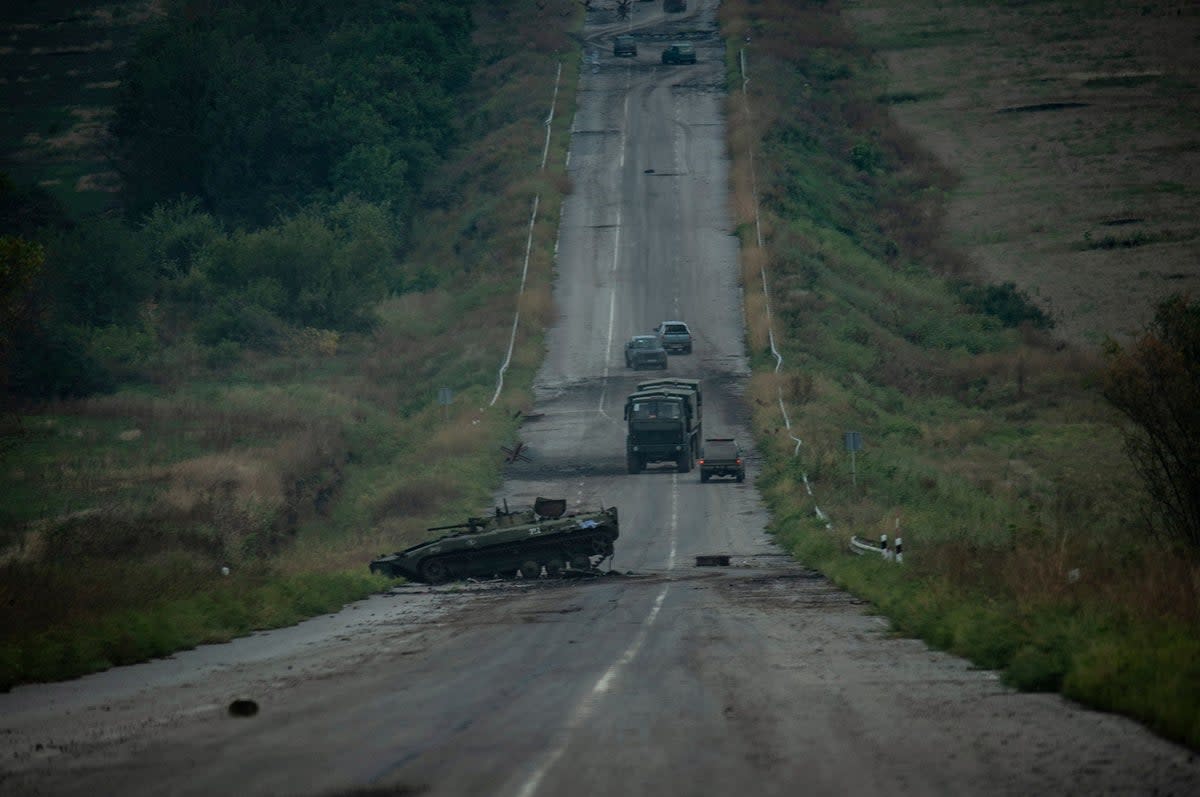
844, 431, 862, 487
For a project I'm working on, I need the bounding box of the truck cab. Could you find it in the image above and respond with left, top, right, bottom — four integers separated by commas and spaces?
624, 384, 701, 474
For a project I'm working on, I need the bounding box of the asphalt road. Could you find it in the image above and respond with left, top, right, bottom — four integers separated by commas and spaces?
2, 3, 1198, 795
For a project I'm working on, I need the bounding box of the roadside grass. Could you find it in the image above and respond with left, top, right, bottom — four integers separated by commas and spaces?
723, 0, 1200, 748
0, 0, 581, 691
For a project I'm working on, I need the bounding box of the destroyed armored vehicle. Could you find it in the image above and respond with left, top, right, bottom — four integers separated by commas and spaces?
370, 498, 619, 584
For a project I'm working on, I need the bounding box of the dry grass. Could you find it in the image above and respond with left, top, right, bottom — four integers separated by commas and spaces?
844, 0, 1200, 345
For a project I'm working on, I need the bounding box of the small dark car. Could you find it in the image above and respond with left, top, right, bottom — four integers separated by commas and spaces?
614, 34, 637, 57
625, 335, 669, 369
699, 438, 745, 483
661, 43, 696, 65
655, 321, 693, 354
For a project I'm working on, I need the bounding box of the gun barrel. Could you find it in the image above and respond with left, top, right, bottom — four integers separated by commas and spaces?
426, 523, 473, 532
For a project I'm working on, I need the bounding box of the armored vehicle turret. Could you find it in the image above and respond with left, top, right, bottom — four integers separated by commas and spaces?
370, 497, 618, 584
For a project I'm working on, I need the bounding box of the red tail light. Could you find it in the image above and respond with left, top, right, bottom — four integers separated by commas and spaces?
735, 458, 742, 464
697, 459, 705, 465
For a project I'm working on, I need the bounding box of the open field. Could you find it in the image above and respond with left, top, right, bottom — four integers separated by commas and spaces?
0, 0, 154, 217
845, 0, 1200, 345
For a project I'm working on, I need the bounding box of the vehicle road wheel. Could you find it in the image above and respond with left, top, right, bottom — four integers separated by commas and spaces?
736, 473, 745, 483
701, 471, 710, 483
570, 554, 592, 571
627, 453, 642, 474
419, 558, 451, 584
521, 561, 542, 579
545, 558, 564, 577
677, 451, 690, 473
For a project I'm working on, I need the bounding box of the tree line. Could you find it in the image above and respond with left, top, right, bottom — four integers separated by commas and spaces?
1, 0, 476, 398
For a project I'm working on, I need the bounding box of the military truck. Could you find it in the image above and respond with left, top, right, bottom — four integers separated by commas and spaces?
624, 378, 702, 473
370, 497, 618, 583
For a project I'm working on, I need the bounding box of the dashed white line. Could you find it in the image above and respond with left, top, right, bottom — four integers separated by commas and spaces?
513, 584, 670, 797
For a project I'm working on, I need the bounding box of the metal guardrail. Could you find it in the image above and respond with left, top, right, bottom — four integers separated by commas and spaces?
850, 534, 904, 563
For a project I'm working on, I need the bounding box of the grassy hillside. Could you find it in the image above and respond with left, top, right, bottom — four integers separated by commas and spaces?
722, 0, 1200, 747
846, 0, 1200, 346
0, 0, 581, 690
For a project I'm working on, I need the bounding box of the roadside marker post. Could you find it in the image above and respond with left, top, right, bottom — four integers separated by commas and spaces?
844, 430, 862, 488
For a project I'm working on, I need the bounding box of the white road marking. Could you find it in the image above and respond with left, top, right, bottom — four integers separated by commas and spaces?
619, 90, 629, 169
597, 209, 621, 420
513, 584, 670, 797
669, 473, 678, 570
597, 81, 629, 420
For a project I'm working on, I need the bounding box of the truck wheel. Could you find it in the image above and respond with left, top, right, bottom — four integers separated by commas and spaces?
736, 473, 744, 483
677, 452, 691, 473
627, 454, 642, 474
701, 471, 710, 483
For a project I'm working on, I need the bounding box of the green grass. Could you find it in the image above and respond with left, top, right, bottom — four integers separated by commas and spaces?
0, 569, 387, 691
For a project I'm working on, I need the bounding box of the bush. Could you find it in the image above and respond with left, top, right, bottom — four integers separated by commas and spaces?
6, 322, 114, 400
202, 199, 394, 331
955, 281, 1053, 329
1103, 294, 1200, 551
41, 218, 153, 329
194, 299, 283, 348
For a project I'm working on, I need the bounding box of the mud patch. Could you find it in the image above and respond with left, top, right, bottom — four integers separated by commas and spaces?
719, 570, 868, 610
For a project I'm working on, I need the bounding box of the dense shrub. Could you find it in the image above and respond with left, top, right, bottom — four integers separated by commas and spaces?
1104, 294, 1200, 551
956, 280, 1054, 329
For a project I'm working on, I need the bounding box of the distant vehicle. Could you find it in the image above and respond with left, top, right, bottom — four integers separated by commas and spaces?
625, 334, 668, 369
661, 42, 696, 65
624, 378, 702, 473
663, 0, 687, 11
613, 34, 637, 57
699, 438, 745, 483
655, 321, 693, 354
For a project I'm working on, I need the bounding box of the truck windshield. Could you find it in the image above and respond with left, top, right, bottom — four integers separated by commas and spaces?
630, 400, 681, 420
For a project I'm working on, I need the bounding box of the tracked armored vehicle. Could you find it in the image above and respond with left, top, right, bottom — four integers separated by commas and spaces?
370, 498, 618, 584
